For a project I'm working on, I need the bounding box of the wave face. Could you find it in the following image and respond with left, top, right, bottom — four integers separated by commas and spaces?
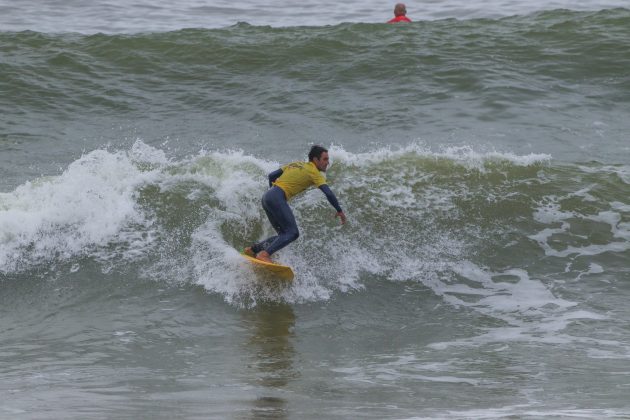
2, 9, 630, 178
2, 141, 629, 308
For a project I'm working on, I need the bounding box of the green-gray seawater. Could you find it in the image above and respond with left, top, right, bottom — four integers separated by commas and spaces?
2, 9, 630, 419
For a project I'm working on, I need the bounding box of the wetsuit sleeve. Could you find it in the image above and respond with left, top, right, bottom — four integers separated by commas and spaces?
318, 184, 343, 213
268, 168, 283, 187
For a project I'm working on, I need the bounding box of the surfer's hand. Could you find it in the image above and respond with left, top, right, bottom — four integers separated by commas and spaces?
336, 211, 346, 225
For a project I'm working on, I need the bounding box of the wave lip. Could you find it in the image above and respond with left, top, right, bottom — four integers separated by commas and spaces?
331, 143, 551, 169
0, 144, 160, 273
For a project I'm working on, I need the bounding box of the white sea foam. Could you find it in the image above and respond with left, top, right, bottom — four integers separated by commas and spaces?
530, 191, 630, 259
330, 143, 551, 170
578, 163, 630, 185
0, 141, 375, 304
418, 260, 614, 350
0, 143, 160, 272
189, 215, 335, 306
0, 141, 621, 318
185, 140, 494, 306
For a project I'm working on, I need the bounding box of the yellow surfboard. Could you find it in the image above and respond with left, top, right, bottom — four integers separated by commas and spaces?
241, 252, 294, 281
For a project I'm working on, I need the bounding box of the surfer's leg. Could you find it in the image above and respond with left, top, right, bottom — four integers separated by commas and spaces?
252, 186, 298, 257
263, 193, 299, 256
251, 187, 282, 254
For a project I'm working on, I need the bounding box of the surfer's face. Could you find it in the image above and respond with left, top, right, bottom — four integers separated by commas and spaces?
313, 152, 330, 172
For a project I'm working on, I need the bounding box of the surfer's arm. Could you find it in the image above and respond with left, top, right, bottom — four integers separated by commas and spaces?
268, 168, 283, 187
319, 184, 346, 224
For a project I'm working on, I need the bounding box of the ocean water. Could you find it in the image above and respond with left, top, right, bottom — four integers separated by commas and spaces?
1, 1, 630, 418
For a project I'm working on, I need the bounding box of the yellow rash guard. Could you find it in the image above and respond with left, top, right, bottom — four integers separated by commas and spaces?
273, 161, 327, 200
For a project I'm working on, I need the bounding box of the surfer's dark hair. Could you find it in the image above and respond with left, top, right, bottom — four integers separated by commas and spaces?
308, 145, 328, 161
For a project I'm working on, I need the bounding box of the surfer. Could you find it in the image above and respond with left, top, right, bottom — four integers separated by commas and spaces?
245, 145, 346, 263
388, 3, 412, 23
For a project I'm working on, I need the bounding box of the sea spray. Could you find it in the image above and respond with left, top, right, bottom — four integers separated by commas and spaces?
3, 141, 629, 310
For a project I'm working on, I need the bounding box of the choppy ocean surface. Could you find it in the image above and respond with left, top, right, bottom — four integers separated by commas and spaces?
2, 1, 630, 418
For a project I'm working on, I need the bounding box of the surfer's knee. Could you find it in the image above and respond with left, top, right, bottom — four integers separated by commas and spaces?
288, 228, 299, 242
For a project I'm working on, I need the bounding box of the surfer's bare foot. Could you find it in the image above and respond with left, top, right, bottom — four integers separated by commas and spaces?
255, 251, 272, 263
243, 247, 255, 257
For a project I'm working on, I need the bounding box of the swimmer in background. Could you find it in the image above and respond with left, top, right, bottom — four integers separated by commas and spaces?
388, 3, 412, 23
